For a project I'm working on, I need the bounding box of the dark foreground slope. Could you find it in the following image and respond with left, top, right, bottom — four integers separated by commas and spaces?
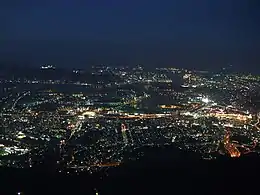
1, 146, 260, 195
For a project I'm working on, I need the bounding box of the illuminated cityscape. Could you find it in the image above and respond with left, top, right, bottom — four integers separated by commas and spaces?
1, 0, 260, 194
0, 65, 260, 174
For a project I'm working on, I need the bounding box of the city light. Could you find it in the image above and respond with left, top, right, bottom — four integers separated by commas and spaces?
0, 65, 259, 174
201, 97, 210, 103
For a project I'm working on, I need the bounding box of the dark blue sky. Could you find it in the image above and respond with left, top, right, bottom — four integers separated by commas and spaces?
1, 0, 260, 71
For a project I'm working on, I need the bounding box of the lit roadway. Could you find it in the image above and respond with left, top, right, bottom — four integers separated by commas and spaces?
70, 162, 121, 169
223, 127, 257, 157
223, 128, 241, 158
11, 91, 30, 110
104, 113, 175, 119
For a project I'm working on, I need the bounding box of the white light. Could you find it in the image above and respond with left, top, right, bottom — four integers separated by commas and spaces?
202, 97, 209, 103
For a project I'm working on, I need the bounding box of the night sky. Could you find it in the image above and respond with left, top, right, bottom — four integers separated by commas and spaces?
1, 0, 260, 71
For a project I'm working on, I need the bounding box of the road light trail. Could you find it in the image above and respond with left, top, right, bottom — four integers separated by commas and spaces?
11, 91, 30, 110
223, 128, 241, 158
